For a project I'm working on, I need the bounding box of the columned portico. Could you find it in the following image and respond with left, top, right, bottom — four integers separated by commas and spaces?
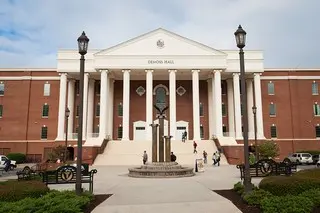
56, 73, 67, 140
145, 69, 153, 140
233, 73, 242, 139
87, 79, 95, 136
227, 79, 235, 137
213, 70, 223, 137
99, 70, 109, 139
122, 70, 131, 141
246, 79, 254, 139
82, 73, 89, 139
169, 69, 177, 140
254, 73, 264, 139
192, 69, 201, 140
67, 79, 75, 137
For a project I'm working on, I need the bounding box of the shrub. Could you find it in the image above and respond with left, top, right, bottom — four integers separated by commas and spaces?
233, 181, 244, 195
0, 180, 49, 202
6, 153, 26, 164
300, 188, 320, 207
243, 189, 273, 206
259, 175, 320, 196
258, 140, 280, 159
297, 150, 320, 156
293, 168, 320, 179
0, 190, 93, 213
260, 195, 314, 213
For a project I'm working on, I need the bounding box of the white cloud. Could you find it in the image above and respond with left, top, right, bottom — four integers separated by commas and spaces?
0, 0, 319, 68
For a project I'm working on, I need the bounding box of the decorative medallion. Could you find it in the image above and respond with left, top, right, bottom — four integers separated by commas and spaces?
136, 86, 146, 96
176, 86, 186, 96
60, 168, 74, 181
156, 39, 165, 48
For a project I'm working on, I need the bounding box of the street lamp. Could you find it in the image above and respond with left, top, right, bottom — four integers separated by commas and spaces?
76, 31, 89, 195
234, 25, 252, 193
252, 106, 258, 161
64, 108, 70, 162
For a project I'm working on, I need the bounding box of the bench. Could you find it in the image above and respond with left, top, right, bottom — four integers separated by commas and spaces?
16, 166, 38, 180
39, 165, 97, 193
236, 159, 297, 180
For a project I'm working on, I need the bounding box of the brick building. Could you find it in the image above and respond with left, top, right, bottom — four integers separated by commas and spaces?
0, 28, 319, 164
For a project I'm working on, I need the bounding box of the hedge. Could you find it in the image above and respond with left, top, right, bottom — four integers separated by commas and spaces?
0, 190, 93, 213
6, 153, 26, 164
243, 189, 273, 206
0, 180, 49, 202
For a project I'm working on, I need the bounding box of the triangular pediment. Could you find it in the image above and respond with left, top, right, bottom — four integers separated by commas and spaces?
95, 28, 226, 56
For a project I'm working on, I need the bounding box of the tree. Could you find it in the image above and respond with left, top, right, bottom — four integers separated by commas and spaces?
258, 140, 280, 159
47, 145, 68, 162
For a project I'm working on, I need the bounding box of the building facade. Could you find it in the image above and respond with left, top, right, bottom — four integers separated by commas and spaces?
0, 28, 319, 163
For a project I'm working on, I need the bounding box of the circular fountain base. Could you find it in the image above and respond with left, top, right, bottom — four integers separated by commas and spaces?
128, 162, 195, 178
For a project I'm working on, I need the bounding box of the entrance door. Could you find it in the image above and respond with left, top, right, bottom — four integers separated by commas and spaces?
133, 121, 146, 140
176, 120, 189, 140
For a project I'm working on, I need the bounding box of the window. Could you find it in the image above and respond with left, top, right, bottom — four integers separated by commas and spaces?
199, 103, 204, 116
42, 104, 49, 117
96, 103, 100, 117
316, 126, 320, 137
312, 81, 318, 95
95, 125, 99, 133
269, 103, 276, 116
136, 127, 145, 130
117, 126, 123, 139
43, 82, 50, 96
95, 81, 100, 95
75, 81, 80, 95
271, 125, 277, 138
155, 87, 166, 111
268, 82, 275, 95
0, 82, 4, 95
118, 103, 123, 116
0, 105, 2, 117
76, 105, 80, 117
221, 82, 227, 95
223, 126, 227, 136
200, 126, 204, 139
41, 126, 48, 139
314, 103, 320, 116
222, 103, 226, 116
241, 104, 243, 116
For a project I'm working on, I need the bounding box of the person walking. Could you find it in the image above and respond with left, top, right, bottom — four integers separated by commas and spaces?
203, 150, 208, 164
212, 153, 217, 166
215, 151, 221, 166
193, 141, 198, 154
142, 151, 148, 165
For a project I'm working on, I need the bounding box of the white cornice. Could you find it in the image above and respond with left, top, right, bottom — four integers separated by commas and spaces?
0, 76, 60, 80
265, 68, 320, 72
0, 68, 56, 72
261, 76, 320, 80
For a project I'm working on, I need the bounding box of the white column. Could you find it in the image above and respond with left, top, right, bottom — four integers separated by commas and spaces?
247, 79, 254, 139
145, 70, 154, 140
227, 79, 235, 137
56, 73, 68, 140
122, 70, 131, 141
99, 70, 109, 139
214, 70, 223, 137
169, 69, 177, 140
207, 78, 213, 138
108, 78, 114, 139
233, 73, 242, 139
67, 80, 75, 138
82, 73, 89, 139
254, 73, 264, 139
87, 79, 95, 137
211, 75, 216, 136
192, 69, 201, 140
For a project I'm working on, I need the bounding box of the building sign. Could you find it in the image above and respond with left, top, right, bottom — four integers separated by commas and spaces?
148, 60, 174, 64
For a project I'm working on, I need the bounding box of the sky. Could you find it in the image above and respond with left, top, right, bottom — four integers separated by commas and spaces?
0, 0, 319, 68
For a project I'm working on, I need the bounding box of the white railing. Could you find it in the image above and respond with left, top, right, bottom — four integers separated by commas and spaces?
87, 133, 99, 138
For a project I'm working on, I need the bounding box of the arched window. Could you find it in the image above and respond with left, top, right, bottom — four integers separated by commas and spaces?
155, 87, 166, 110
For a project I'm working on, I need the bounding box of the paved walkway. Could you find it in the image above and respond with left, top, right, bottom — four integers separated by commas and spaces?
50, 164, 262, 213
0, 164, 263, 213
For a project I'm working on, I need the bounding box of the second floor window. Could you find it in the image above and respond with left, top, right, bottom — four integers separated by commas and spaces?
199, 103, 204, 116
41, 126, 48, 139
268, 82, 275, 95
314, 103, 320, 116
312, 81, 318, 95
96, 104, 100, 117
222, 103, 226, 116
269, 103, 276, 116
118, 103, 123, 116
0, 105, 3, 117
0, 82, 4, 95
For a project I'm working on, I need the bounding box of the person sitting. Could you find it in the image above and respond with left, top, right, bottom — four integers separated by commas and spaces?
171, 152, 177, 162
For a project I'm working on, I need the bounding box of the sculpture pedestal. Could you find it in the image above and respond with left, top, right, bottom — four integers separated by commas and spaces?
128, 162, 194, 178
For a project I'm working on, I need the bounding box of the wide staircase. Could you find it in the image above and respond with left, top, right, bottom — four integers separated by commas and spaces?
93, 140, 228, 166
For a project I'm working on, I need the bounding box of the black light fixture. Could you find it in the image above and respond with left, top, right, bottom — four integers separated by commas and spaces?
77, 31, 89, 55
252, 106, 257, 115
234, 25, 247, 49
66, 108, 70, 118
64, 107, 70, 163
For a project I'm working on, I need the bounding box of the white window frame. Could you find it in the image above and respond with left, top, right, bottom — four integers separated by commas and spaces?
44, 82, 50, 96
